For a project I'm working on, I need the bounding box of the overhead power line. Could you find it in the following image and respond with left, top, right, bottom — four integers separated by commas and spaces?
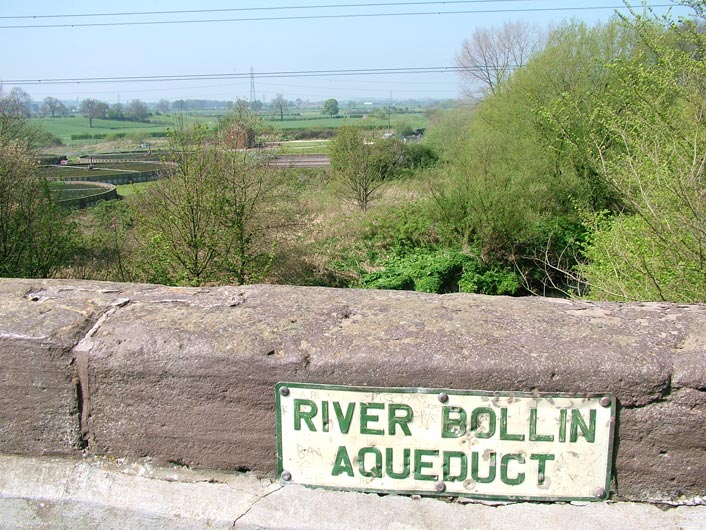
0, 1, 534, 19
0, 4, 674, 29
2, 66, 497, 86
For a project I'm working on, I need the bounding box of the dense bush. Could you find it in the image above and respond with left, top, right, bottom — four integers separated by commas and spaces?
401, 143, 439, 170
428, 19, 638, 296
359, 248, 520, 295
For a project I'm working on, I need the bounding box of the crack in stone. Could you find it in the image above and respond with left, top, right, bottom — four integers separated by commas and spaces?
230, 483, 284, 529
73, 297, 130, 354
71, 297, 131, 451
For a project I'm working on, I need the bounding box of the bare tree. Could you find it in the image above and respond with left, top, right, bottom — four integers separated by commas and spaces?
41, 96, 66, 117
0, 87, 45, 146
456, 21, 543, 98
0, 88, 32, 118
271, 94, 287, 121
79, 98, 108, 128
156, 99, 171, 114
126, 99, 149, 121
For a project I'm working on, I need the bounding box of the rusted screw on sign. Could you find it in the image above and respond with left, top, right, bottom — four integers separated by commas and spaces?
435, 482, 446, 493
599, 396, 611, 408
438, 392, 449, 404
279, 386, 290, 397
281, 471, 292, 482
594, 487, 607, 499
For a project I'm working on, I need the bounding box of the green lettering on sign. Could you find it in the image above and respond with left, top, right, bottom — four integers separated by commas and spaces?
294, 399, 317, 432
559, 409, 568, 442
571, 409, 596, 443
500, 453, 525, 486
333, 401, 355, 434
530, 453, 555, 486
321, 400, 329, 433
529, 408, 554, 442
414, 449, 439, 481
441, 406, 466, 438
471, 407, 496, 439
331, 445, 354, 477
388, 404, 413, 436
385, 448, 410, 479
360, 402, 385, 435
471, 451, 497, 484
443, 451, 468, 482
500, 408, 525, 441
358, 447, 383, 478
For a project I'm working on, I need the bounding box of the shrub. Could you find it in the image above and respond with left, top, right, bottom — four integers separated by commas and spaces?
459, 266, 520, 296
34, 130, 64, 147
402, 143, 439, 170
105, 132, 127, 141
359, 248, 521, 295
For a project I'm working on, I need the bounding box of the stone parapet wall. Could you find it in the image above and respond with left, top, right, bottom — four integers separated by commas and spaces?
0, 279, 704, 504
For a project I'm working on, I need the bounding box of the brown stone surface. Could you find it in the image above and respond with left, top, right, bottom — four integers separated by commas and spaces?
0, 279, 705, 503
0, 279, 115, 454
617, 388, 706, 502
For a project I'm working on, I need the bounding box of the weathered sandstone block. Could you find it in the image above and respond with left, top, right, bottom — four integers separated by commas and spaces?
0, 280, 115, 454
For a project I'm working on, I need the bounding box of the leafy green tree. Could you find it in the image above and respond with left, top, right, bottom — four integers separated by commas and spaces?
136, 122, 286, 285
577, 11, 706, 301
78, 199, 136, 282
212, 140, 286, 284
434, 19, 635, 294
393, 117, 415, 137
359, 248, 519, 295
423, 106, 476, 162
218, 99, 267, 148
0, 139, 78, 277
322, 98, 339, 118
0, 89, 41, 145
329, 127, 404, 212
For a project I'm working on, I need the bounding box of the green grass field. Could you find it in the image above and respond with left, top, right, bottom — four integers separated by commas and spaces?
262, 112, 428, 131
33, 111, 429, 150
37, 116, 212, 140
115, 181, 155, 197
278, 140, 331, 154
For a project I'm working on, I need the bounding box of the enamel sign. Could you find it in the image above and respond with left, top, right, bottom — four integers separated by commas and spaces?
276, 383, 615, 501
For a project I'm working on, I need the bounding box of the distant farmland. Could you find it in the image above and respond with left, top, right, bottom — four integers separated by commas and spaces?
32, 110, 429, 147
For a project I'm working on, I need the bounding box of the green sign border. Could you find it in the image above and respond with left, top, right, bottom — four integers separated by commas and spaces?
275, 382, 616, 503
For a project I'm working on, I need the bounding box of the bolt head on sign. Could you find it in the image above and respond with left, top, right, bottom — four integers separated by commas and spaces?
275, 383, 616, 502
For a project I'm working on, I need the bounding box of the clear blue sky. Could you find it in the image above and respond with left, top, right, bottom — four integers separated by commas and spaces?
0, 1, 690, 104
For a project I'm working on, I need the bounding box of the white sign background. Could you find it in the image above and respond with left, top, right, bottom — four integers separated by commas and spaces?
276, 383, 615, 501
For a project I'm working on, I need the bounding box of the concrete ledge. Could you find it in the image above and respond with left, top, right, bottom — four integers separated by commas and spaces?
1, 454, 705, 530
0, 279, 705, 504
